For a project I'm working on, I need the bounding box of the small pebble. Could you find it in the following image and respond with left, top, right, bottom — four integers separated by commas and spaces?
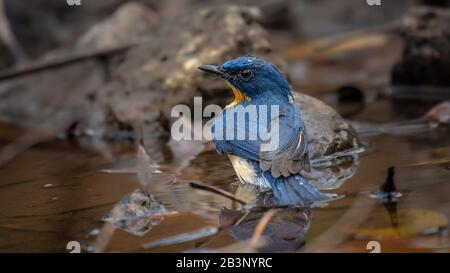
43, 183, 53, 188
50, 197, 58, 202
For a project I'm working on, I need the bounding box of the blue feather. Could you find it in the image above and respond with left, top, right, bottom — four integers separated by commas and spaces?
263, 172, 330, 206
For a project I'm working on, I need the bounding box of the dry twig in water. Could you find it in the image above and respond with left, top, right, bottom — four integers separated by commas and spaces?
189, 181, 247, 205
250, 209, 278, 248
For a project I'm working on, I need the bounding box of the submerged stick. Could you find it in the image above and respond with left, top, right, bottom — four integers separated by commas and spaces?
142, 227, 220, 249
189, 181, 247, 205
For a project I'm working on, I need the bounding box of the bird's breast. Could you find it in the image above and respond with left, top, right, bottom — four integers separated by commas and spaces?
227, 154, 269, 187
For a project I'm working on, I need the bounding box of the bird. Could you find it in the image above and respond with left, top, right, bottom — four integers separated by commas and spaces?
198, 55, 332, 206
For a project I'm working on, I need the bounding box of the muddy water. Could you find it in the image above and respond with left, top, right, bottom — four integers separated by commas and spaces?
0, 104, 449, 252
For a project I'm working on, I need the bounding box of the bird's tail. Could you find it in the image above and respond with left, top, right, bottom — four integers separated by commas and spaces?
263, 171, 333, 206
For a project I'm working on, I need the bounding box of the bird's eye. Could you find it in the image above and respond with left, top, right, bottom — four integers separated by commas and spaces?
240, 69, 252, 79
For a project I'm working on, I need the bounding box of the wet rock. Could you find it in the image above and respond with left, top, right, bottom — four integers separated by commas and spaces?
101, 4, 283, 110
294, 92, 358, 159
94, 4, 284, 151
103, 189, 167, 236
294, 92, 360, 189
392, 7, 450, 88
390, 7, 450, 118
77, 2, 159, 50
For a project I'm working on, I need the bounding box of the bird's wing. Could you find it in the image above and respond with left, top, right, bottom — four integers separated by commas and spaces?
211, 108, 260, 162
259, 105, 310, 178
211, 103, 310, 177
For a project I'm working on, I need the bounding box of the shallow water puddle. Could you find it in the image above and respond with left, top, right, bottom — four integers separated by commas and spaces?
0, 112, 449, 252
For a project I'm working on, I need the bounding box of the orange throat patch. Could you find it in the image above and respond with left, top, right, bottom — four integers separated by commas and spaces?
225, 83, 251, 108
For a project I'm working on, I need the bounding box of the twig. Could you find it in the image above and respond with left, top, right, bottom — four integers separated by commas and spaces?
189, 181, 247, 205
94, 222, 116, 253
142, 210, 245, 250
284, 20, 403, 59
142, 227, 220, 249
402, 158, 450, 168
0, 44, 134, 81
250, 209, 278, 248
312, 20, 402, 50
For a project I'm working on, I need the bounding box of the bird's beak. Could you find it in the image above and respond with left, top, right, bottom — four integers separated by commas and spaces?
198, 65, 225, 77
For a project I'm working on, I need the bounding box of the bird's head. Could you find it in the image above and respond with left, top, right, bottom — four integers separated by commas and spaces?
199, 56, 292, 107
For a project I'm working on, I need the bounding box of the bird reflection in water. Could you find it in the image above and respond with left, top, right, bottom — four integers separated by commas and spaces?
219, 183, 313, 252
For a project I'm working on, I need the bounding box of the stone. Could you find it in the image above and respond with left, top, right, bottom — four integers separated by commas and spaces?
294, 92, 358, 159
293, 92, 360, 190
392, 7, 450, 87
103, 189, 167, 236
77, 2, 159, 50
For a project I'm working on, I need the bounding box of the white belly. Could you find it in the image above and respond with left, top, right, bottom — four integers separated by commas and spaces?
227, 155, 269, 188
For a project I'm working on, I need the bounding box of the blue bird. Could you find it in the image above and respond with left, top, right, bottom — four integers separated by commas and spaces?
198, 56, 331, 206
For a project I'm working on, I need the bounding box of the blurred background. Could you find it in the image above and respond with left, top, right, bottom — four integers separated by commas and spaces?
0, 0, 449, 253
